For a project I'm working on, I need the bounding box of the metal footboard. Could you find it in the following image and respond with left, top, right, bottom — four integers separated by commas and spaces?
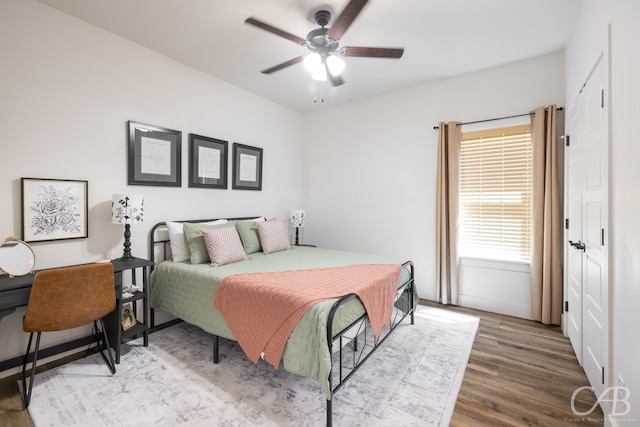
207, 260, 415, 426
325, 260, 415, 427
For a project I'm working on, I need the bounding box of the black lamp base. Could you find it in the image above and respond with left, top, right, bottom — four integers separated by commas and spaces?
118, 224, 135, 261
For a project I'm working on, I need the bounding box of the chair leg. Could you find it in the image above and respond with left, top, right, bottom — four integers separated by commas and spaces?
94, 319, 116, 374
21, 332, 42, 408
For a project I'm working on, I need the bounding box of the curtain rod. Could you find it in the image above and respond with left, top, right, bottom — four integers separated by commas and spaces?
433, 107, 563, 130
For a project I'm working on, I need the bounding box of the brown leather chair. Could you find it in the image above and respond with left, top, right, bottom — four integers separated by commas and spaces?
21, 263, 117, 407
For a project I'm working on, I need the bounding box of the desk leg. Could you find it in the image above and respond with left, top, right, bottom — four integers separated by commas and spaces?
104, 272, 123, 364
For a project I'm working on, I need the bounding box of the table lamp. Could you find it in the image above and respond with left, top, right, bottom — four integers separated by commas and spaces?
112, 194, 144, 261
289, 210, 305, 246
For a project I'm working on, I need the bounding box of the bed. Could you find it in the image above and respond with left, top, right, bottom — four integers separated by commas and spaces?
148, 217, 416, 426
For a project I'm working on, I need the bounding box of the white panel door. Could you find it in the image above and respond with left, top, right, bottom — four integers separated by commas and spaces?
565, 103, 583, 362
581, 56, 609, 397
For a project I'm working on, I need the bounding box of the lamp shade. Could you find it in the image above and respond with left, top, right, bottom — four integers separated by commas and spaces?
112, 194, 144, 225
290, 210, 305, 228
304, 53, 321, 73
311, 65, 327, 82
327, 55, 345, 76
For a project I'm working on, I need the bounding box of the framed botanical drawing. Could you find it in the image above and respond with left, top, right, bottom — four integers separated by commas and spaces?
232, 143, 263, 191
21, 178, 89, 243
188, 134, 228, 189
128, 121, 182, 187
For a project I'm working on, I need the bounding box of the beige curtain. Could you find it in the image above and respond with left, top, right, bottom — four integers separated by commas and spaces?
435, 122, 462, 305
530, 105, 563, 325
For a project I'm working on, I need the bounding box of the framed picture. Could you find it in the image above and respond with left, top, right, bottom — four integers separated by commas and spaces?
188, 134, 228, 189
232, 143, 263, 191
21, 178, 88, 243
121, 302, 137, 331
128, 121, 182, 187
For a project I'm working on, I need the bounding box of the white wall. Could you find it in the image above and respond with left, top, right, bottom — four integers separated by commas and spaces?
302, 51, 566, 314
5, 7, 635, 420
0, 0, 303, 376
566, 1, 640, 425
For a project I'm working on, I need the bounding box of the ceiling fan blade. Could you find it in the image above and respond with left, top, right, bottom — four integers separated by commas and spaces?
340, 46, 404, 59
326, 65, 345, 87
245, 17, 306, 45
327, 0, 369, 40
260, 56, 305, 74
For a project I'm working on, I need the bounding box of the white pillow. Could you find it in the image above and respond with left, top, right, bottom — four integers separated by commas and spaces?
166, 219, 227, 262
240, 217, 266, 223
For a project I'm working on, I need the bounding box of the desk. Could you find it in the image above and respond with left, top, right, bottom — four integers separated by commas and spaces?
0, 258, 153, 371
0, 272, 34, 322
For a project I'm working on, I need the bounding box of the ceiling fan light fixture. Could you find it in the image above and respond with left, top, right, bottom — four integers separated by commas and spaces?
245, 0, 405, 88
326, 55, 345, 76
304, 53, 321, 73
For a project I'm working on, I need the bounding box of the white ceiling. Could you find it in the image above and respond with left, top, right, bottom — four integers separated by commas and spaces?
36, 0, 580, 113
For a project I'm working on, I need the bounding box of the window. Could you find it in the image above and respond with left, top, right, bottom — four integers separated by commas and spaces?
459, 124, 532, 262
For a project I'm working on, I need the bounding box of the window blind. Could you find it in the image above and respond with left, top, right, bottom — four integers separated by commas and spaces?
459, 124, 532, 262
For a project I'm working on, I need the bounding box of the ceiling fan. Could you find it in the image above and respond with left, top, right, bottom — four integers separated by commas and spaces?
244, 0, 404, 87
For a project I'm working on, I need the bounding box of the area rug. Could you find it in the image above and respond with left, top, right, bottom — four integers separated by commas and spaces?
26, 306, 478, 426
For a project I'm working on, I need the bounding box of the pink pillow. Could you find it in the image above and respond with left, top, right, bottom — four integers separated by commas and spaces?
256, 220, 291, 254
201, 227, 248, 267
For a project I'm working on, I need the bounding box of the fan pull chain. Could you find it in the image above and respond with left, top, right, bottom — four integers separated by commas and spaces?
312, 81, 325, 104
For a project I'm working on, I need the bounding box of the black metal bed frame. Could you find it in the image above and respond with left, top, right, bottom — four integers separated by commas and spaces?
149, 218, 415, 427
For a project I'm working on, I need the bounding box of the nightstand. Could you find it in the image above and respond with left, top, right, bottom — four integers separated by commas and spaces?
104, 257, 154, 364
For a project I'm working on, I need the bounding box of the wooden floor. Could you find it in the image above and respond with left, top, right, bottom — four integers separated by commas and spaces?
426, 301, 606, 426
0, 303, 604, 426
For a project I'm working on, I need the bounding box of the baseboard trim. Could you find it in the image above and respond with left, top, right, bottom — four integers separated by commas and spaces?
457, 294, 532, 320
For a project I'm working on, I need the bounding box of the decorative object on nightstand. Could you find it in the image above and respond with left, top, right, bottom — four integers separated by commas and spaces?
121, 302, 137, 331
112, 194, 144, 261
290, 210, 305, 246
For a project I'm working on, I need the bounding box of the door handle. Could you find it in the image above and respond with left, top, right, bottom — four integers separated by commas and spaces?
568, 240, 586, 252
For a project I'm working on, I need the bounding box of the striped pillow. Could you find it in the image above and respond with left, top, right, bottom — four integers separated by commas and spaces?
256, 220, 291, 254
201, 226, 248, 267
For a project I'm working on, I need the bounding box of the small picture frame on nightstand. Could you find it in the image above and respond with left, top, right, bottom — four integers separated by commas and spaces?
121, 302, 137, 331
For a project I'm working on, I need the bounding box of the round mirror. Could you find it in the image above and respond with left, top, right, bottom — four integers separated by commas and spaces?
0, 237, 36, 278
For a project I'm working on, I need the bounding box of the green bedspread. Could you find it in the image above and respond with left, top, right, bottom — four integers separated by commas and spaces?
150, 246, 413, 399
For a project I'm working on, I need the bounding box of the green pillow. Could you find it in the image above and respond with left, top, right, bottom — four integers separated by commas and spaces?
183, 221, 235, 264
235, 220, 262, 254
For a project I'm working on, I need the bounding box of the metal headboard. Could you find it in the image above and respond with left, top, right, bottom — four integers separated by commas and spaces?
148, 216, 262, 327
148, 216, 262, 270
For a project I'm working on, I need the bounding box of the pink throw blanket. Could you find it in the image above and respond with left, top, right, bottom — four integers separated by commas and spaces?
214, 264, 402, 368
